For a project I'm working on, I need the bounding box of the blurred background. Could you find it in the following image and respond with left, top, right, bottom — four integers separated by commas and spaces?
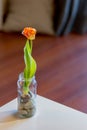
0, 0, 87, 35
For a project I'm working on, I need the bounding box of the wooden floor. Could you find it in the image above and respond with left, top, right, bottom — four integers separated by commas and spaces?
0, 32, 87, 114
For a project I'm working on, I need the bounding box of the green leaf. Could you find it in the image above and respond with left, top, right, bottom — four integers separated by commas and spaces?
24, 43, 36, 78
24, 48, 29, 70
26, 40, 32, 54
29, 56, 37, 78
23, 39, 37, 94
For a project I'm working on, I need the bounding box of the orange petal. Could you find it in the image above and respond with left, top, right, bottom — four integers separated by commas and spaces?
22, 27, 36, 40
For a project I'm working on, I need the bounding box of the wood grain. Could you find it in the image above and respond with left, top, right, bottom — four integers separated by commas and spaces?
0, 32, 87, 114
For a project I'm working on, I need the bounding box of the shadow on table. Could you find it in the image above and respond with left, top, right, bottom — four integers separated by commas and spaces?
0, 110, 21, 122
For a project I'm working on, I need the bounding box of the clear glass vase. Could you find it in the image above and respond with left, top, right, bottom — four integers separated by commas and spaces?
17, 72, 37, 118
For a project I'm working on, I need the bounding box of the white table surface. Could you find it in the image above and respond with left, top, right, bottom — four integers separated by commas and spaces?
0, 95, 87, 130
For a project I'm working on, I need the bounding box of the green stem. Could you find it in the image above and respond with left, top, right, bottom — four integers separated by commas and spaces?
29, 40, 33, 54
23, 79, 30, 95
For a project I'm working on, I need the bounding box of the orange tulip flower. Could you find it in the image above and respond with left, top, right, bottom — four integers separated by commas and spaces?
22, 27, 36, 40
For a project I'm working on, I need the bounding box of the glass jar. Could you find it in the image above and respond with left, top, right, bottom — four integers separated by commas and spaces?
17, 72, 37, 118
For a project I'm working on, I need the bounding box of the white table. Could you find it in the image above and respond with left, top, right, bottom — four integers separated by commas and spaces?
0, 95, 87, 130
